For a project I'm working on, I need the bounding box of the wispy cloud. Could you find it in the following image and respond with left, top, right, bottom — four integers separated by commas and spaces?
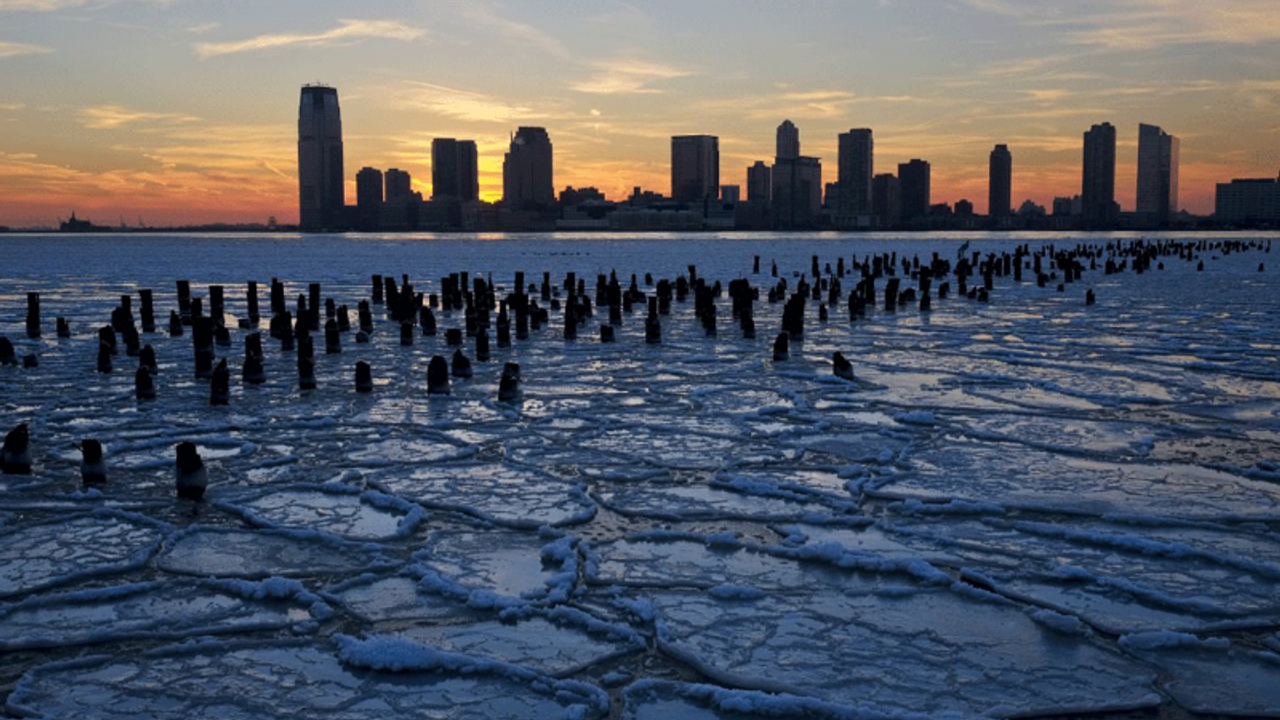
0, 0, 172, 10
194, 19, 424, 59
185, 21, 218, 34
0, 41, 52, 58
963, 0, 1280, 49
394, 81, 546, 124
456, 3, 567, 58
80, 104, 198, 129
571, 59, 691, 94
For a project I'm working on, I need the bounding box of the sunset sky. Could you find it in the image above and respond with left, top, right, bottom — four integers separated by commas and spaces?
1, 0, 1278, 227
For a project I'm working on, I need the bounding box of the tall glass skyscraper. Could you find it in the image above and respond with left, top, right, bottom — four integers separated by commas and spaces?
503, 127, 554, 210
988, 144, 1012, 221
1081, 122, 1117, 229
297, 85, 344, 231
671, 135, 720, 205
1136, 123, 1179, 227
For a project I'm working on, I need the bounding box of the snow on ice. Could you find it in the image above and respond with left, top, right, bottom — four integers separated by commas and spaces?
2, 232, 1279, 718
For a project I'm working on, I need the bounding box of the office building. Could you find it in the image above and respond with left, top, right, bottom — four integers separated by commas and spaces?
1215, 175, 1280, 225
898, 159, 931, 223
837, 129, 874, 219
503, 127, 554, 210
297, 85, 344, 230
872, 173, 900, 228
1082, 122, 1118, 228
988, 144, 1011, 220
776, 120, 799, 161
355, 166, 383, 230
432, 138, 479, 202
384, 168, 412, 203
1136, 123, 1179, 226
747, 161, 771, 207
670, 135, 720, 205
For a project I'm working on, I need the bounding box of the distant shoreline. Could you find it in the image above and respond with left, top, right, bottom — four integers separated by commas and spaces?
2, 226, 1279, 235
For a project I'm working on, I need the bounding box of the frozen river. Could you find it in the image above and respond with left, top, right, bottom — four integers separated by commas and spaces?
1, 231, 1278, 719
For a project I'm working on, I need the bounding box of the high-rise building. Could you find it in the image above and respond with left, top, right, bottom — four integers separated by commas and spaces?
432, 138, 480, 202
1136, 123, 1179, 226
771, 121, 821, 228
503, 127, 554, 210
355, 166, 383, 230
837, 129, 874, 219
384, 168, 412, 204
297, 85, 344, 230
671, 135, 720, 205
898, 159, 931, 223
776, 120, 800, 161
1215, 175, 1280, 225
1082, 122, 1118, 228
872, 173, 900, 228
356, 167, 383, 207
988, 144, 1012, 220
747, 161, 772, 208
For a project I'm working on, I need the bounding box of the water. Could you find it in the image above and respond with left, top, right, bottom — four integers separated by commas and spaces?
1, 231, 1278, 719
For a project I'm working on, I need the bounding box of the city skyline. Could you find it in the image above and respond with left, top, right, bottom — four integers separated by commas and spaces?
2, 0, 1279, 226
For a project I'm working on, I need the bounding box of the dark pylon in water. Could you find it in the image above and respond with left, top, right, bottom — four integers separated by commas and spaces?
427, 355, 450, 395
80, 439, 106, 485
833, 352, 854, 380
498, 362, 521, 402
355, 360, 373, 393
175, 441, 207, 501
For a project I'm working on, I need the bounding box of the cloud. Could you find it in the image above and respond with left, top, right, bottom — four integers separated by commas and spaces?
194, 19, 425, 58
963, 0, 1280, 49
571, 59, 691, 95
0, 41, 52, 58
395, 81, 546, 124
80, 104, 199, 129
0, 0, 172, 10
186, 21, 219, 34
456, 3, 567, 58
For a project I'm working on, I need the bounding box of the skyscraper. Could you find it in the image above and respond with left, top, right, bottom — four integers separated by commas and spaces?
297, 85, 344, 230
384, 169, 412, 204
503, 127, 554, 210
776, 120, 799, 161
898, 159, 931, 223
1136, 123, 1179, 226
1082, 122, 1118, 228
988, 144, 1012, 221
837, 129, 874, 220
355, 166, 383, 231
771, 120, 821, 229
747, 161, 772, 208
432, 138, 480, 202
671, 135, 720, 205
872, 173, 900, 228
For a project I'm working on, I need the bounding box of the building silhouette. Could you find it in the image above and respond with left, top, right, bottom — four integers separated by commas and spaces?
837, 129, 874, 224
776, 120, 799, 161
355, 166, 383, 231
297, 85, 344, 230
1215, 174, 1280, 225
747, 161, 772, 207
771, 120, 822, 229
1136, 123, 1179, 227
988, 144, 1012, 223
872, 173, 900, 228
432, 138, 479, 202
1082, 122, 1118, 228
898, 159, 930, 224
384, 168, 412, 203
670, 135, 720, 205
503, 127, 554, 210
